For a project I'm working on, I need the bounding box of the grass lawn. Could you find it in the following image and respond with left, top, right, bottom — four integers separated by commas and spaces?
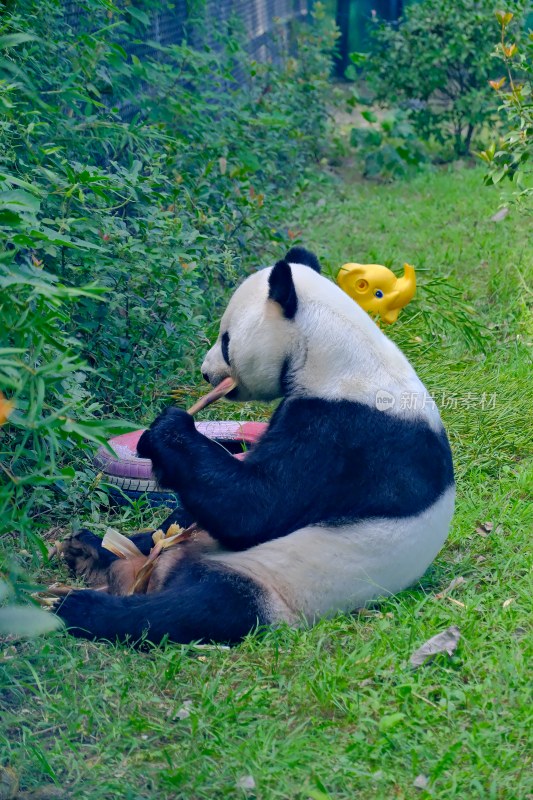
1, 166, 532, 800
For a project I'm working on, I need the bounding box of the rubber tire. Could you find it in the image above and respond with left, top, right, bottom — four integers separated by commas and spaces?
102, 474, 181, 508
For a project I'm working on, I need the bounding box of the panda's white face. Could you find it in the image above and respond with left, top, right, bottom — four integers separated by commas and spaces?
201, 268, 298, 402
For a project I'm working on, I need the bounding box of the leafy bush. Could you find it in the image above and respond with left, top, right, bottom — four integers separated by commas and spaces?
0, 0, 336, 613
350, 108, 428, 180
479, 10, 533, 208
364, 0, 526, 157
0, 179, 137, 626
1, 0, 336, 418
0, 239, 136, 538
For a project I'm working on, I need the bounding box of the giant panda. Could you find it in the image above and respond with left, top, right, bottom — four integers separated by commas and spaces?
55, 247, 455, 644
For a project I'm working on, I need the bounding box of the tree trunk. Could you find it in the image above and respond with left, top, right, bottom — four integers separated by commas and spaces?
464, 123, 475, 154
335, 0, 352, 78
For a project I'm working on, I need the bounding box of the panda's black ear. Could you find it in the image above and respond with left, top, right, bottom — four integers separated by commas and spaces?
285, 247, 321, 273
268, 259, 298, 319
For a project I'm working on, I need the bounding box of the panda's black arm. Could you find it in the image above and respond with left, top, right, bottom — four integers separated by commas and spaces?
137, 405, 333, 550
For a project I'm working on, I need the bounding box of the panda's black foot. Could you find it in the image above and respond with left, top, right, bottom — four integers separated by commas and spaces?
59, 529, 116, 586
55, 589, 123, 641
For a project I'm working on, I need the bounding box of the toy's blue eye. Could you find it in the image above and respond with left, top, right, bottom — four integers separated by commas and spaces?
375, 289, 384, 298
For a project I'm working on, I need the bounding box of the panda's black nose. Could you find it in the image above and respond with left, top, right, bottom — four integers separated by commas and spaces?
202, 371, 210, 383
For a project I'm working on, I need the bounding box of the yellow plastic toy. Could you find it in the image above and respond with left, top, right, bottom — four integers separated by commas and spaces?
337, 262, 416, 324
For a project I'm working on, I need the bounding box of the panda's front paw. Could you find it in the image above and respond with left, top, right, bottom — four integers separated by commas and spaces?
150, 406, 196, 448
138, 407, 197, 460
137, 407, 199, 488
138, 408, 197, 490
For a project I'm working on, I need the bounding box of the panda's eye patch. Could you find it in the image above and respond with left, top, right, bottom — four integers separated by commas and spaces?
221, 331, 231, 366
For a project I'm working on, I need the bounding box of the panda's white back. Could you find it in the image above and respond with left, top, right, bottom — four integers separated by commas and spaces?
286, 263, 442, 431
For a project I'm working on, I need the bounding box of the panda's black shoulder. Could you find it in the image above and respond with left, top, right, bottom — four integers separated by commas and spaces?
285, 247, 321, 273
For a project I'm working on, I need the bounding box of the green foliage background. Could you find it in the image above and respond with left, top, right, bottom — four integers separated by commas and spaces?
0, 0, 337, 614
365, 0, 528, 156
342, 0, 532, 180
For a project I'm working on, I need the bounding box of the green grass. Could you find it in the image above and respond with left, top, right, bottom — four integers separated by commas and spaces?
1, 166, 532, 800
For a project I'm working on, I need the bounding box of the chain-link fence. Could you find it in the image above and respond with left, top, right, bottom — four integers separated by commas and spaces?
66, 1, 311, 64
64, 1, 312, 117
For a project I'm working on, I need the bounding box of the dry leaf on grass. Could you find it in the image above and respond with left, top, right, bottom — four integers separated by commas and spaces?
413, 774, 429, 790
410, 625, 461, 668
475, 520, 494, 537
490, 207, 509, 222
435, 576, 466, 599
236, 775, 256, 791
175, 700, 193, 720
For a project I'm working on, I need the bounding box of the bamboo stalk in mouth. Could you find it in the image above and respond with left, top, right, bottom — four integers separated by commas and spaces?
187, 376, 237, 416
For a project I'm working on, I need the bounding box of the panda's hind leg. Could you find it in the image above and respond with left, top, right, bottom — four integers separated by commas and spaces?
58, 507, 196, 594
55, 558, 271, 644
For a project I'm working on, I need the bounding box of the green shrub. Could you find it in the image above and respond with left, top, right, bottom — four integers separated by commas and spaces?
1, 0, 336, 418
0, 175, 137, 623
364, 0, 526, 157
350, 108, 429, 180
479, 10, 533, 209
0, 0, 336, 612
